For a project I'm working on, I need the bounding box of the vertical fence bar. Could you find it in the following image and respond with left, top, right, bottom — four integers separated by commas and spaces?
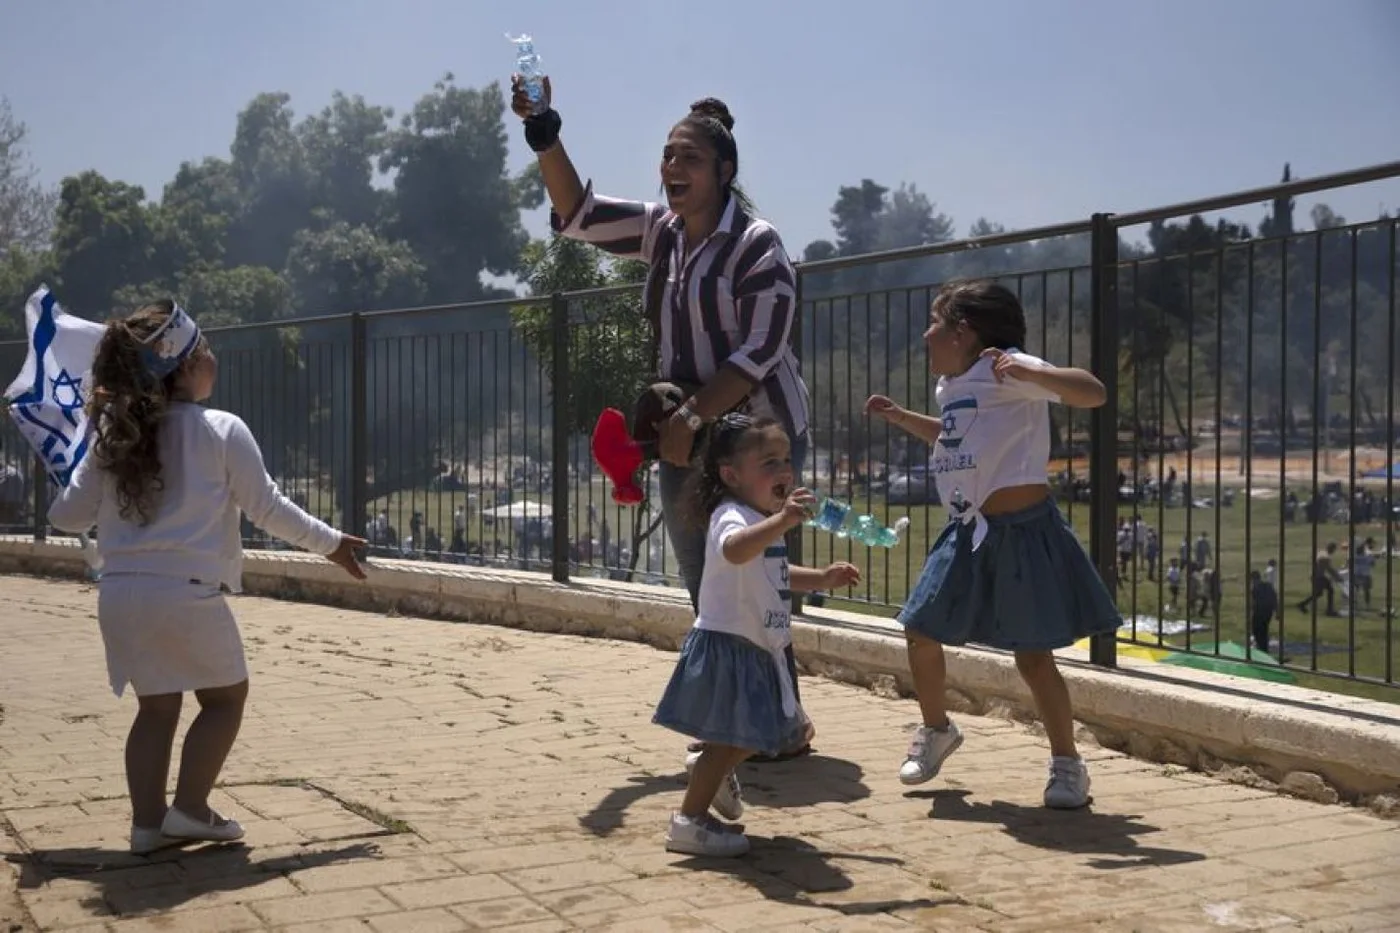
30, 457, 45, 542
349, 313, 368, 544
550, 293, 571, 583
1089, 212, 1120, 667
1278, 239, 1290, 663
1387, 221, 1397, 684
1347, 230, 1359, 676
1213, 250, 1225, 646
1183, 252, 1197, 651
1308, 232, 1322, 669
1244, 242, 1257, 657
789, 271, 805, 615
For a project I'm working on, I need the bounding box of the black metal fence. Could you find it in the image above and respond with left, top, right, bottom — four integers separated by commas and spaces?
4, 160, 1399, 695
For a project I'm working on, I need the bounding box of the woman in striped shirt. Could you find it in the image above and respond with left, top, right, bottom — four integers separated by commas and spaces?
511, 77, 811, 614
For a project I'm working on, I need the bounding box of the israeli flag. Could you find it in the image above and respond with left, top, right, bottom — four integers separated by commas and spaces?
5, 286, 105, 487
4, 287, 105, 573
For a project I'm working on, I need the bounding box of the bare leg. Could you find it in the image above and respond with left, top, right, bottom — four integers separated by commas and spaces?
680, 745, 750, 818
906, 632, 950, 729
1015, 651, 1077, 759
127, 693, 183, 828
171, 680, 248, 821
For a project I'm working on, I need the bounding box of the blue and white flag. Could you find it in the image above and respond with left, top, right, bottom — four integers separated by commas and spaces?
4, 286, 105, 488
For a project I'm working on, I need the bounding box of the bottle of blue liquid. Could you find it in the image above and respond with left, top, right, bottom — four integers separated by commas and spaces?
507, 33, 547, 115
805, 495, 909, 548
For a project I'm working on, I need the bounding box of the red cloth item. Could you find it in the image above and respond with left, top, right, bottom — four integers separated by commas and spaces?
591, 408, 645, 505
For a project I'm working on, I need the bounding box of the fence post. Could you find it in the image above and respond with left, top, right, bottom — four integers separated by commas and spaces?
349, 313, 368, 542
550, 292, 571, 584
789, 269, 805, 616
31, 456, 45, 542
1088, 213, 1119, 667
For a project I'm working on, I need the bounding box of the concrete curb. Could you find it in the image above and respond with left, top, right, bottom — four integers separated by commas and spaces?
3, 536, 1398, 810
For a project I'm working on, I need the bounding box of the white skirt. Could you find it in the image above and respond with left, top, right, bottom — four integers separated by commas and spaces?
97, 574, 249, 698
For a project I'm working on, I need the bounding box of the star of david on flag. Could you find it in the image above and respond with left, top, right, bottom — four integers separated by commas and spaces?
4, 286, 106, 488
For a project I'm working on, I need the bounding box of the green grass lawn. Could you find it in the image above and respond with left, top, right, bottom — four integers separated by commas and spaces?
804, 494, 1399, 703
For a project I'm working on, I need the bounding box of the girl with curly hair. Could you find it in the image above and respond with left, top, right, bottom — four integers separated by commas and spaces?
49, 300, 367, 855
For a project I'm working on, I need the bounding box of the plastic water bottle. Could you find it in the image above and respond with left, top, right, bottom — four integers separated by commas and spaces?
805, 494, 910, 548
507, 33, 547, 115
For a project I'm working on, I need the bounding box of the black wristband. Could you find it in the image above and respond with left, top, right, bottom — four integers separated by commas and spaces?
524, 109, 562, 153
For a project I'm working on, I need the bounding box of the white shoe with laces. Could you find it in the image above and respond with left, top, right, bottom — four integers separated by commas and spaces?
1044, 756, 1091, 809
665, 812, 750, 857
898, 721, 964, 785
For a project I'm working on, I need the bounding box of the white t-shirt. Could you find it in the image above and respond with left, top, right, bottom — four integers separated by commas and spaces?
695, 498, 797, 716
932, 349, 1060, 546
49, 404, 341, 592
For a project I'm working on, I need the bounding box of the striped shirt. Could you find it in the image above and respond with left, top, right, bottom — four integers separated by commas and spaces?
552, 182, 810, 437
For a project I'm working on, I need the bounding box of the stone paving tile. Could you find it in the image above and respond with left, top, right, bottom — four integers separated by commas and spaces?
3, 576, 1400, 931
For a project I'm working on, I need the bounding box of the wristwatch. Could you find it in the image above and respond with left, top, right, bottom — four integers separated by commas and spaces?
675, 403, 704, 432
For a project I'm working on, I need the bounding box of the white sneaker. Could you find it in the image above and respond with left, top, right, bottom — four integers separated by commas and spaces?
161, 807, 245, 843
1044, 756, 1091, 809
899, 721, 964, 785
684, 752, 744, 821
665, 812, 750, 857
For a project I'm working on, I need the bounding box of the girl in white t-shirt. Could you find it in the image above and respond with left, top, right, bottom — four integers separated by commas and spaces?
652, 413, 859, 857
865, 280, 1120, 810
49, 300, 367, 855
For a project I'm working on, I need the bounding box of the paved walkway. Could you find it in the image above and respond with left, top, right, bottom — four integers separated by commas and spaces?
1, 577, 1398, 932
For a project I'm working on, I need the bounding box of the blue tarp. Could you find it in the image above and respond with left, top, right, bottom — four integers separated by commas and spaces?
1362, 462, 1400, 479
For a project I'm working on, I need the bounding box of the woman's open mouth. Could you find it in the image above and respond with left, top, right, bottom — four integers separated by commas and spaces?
665, 182, 690, 199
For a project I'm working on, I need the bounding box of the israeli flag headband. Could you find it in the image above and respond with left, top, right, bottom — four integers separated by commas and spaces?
139, 304, 202, 379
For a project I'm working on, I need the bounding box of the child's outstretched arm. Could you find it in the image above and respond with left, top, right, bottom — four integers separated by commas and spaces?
790, 562, 860, 593
981, 349, 1107, 408
720, 488, 813, 566
48, 454, 101, 534
222, 415, 366, 579
864, 394, 942, 444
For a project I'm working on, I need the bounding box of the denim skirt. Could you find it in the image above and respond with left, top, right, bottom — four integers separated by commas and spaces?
898, 499, 1121, 651
653, 628, 807, 757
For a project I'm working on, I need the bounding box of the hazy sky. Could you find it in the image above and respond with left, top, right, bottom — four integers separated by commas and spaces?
4, 0, 1398, 253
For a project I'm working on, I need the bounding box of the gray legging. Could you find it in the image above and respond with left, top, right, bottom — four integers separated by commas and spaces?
658, 432, 809, 610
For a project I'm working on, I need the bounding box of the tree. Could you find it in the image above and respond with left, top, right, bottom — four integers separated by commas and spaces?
878, 183, 954, 251
381, 76, 529, 302
283, 222, 426, 315
512, 237, 650, 434
829, 179, 889, 257
0, 97, 57, 257
150, 157, 241, 280
298, 92, 394, 230
225, 93, 316, 271
1258, 163, 1294, 239
180, 265, 292, 327
512, 237, 659, 579
0, 247, 56, 339
1310, 204, 1347, 230
51, 172, 154, 315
